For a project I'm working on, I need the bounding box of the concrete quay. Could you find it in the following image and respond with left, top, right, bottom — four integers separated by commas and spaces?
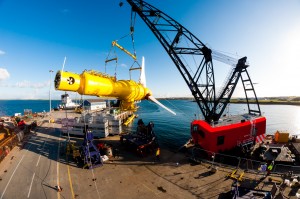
0, 110, 298, 199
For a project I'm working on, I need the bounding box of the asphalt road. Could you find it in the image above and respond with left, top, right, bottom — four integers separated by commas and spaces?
0, 121, 62, 199
0, 111, 105, 199
1, 110, 256, 199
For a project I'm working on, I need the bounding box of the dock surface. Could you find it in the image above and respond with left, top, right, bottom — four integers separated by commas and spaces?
0, 110, 299, 198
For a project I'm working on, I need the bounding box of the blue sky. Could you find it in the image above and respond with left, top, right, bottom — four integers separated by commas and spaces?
0, 0, 299, 100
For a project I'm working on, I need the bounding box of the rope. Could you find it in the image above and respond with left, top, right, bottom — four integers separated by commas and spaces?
81, 95, 101, 199
162, 98, 195, 121
90, 165, 101, 199
65, 102, 70, 143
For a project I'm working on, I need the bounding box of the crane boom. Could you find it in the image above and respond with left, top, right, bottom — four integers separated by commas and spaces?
126, 0, 261, 122
127, 0, 216, 121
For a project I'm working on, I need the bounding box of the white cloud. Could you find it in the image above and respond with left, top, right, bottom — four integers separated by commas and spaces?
32, 81, 49, 89
120, 63, 127, 67
0, 68, 9, 80
13, 80, 48, 88
0, 50, 5, 55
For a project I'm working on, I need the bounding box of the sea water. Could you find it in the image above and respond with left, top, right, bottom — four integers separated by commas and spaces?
0, 100, 61, 116
0, 99, 300, 150
130, 100, 300, 150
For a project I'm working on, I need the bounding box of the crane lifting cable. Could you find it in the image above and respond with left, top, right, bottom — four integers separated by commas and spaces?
105, 31, 139, 79
104, 44, 118, 76
104, 6, 137, 75
109, 15, 137, 62
108, 13, 143, 81
130, 8, 137, 55
110, 38, 142, 81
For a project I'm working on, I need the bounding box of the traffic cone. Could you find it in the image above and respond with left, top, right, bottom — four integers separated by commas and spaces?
56, 185, 63, 192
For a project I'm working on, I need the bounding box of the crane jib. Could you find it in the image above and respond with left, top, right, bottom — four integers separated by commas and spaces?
126, 0, 261, 123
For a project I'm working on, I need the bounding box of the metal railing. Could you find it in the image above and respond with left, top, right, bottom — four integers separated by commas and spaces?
191, 147, 300, 175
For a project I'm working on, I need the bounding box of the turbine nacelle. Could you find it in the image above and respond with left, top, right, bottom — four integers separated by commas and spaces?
55, 70, 150, 110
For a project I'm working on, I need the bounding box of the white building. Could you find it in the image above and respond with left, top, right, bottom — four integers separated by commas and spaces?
82, 99, 107, 112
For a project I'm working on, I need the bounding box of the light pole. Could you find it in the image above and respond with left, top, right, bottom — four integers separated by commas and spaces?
49, 70, 54, 118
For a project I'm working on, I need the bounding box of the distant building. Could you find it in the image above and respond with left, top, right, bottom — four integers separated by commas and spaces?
24, 109, 32, 116
82, 99, 107, 112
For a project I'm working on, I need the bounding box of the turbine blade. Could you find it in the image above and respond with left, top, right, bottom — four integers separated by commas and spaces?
140, 56, 146, 87
148, 96, 176, 115
62, 56, 67, 72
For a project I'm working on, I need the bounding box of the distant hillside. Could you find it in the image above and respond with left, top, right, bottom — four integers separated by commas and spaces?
157, 97, 194, 100
156, 96, 300, 106
230, 97, 300, 106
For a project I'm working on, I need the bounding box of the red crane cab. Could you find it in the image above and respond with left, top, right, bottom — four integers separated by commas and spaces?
191, 115, 266, 153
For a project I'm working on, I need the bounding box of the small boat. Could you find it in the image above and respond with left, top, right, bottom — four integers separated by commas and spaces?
57, 94, 80, 110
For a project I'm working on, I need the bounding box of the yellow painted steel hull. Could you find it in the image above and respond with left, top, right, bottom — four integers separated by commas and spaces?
54, 70, 152, 111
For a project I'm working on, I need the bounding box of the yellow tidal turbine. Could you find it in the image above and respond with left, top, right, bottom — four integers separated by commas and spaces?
54, 57, 176, 115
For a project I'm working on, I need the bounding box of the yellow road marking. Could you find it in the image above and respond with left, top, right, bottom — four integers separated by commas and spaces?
56, 124, 61, 199
67, 155, 75, 199
57, 161, 60, 199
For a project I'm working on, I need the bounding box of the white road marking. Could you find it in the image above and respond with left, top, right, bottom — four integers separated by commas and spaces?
27, 172, 35, 198
0, 141, 33, 199
0, 154, 25, 199
36, 155, 42, 167
36, 135, 50, 167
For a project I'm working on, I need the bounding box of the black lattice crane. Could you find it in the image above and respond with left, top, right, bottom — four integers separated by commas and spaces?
126, 0, 261, 123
